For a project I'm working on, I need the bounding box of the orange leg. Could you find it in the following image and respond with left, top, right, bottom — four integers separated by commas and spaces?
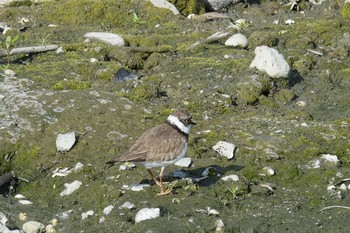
147, 167, 173, 196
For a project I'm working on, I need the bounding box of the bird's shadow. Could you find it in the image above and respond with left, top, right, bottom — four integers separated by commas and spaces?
139, 164, 245, 188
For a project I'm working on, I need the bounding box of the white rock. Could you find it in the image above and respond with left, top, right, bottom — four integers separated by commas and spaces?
249, 46, 290, 78
285, 19, 295, 25
52, 167, 71, 177
305, 159, 320, 169
4, 69, 16, 77
118, 162, 136, 171
215, 219, 225, 232
56, 47, 64, 54
18, 200, 33, 205
221, 174, 239, 181
22, 221, 45, 233
84, 32, 125, 46
56, 210, 73, 220
135, 208, 160, 223
103, 205, 114, 215
14, 194, 26, 199
339, 183, 347, 190
19, 212, 27, 221
81, 210, 94, 220
60, 180, 82, 197
327, 185, 336, 191
321, 154, 340, 167
119, 201, 136, 210
130, 184, 150, 192
263, 167, 275, 176
175, 157, 192, 167
50, 219, 59, 227
99, 216, 105, 223
149, 0, 180, 15
74, 162, 84, 172
213, 141, 236, 160
45, 224, 56, 233
296, 100, 307, 107
207, 207, 220, 216
0, 211, 8, 225
0, 223, 10, 233
89, 58, 98, 63
225, 33, 248, 48
56, 132, 76, 152
206, 0, 238, 11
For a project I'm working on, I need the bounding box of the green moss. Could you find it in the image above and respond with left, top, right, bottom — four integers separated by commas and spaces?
121, 75, 164, 102
240, 166, 261, 181
42, 0, 128, 27
274, 89, 296, 104
169, 0, 205, 15
248, 30, 279, 48
259, 95, 278, 108
52, 80, 91, 90
336, 67, 350, 87
341, 3, 350, 19
6, 0, 33, 7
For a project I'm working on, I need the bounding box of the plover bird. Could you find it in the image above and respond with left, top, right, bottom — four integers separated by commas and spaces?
106, 109, 196, 196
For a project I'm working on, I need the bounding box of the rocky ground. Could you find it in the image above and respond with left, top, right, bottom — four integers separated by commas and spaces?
0, 0, 350, 232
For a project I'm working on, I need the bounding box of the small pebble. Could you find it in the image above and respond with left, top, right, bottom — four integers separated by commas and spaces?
119, 201, 136, 210
221, 174, 239, 181
103, 205, 114, 215
81, 210, 94, 220
60, 180, 82, 197
18, 200, 33, 205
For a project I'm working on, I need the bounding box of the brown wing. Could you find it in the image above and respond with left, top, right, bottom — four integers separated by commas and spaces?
108, 123, 187, 163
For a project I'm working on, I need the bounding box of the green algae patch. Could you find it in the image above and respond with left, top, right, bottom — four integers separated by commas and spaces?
41, 0, 129, 27
119, 75, 164, 102
341, 3, 350, 19
169, 0, 206, 15
52, 80, 91, 90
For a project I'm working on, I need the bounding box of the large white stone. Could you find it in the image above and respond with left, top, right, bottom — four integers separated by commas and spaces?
213, 141, 236, 160
135, 208, 160, 223
149, 0, 180, 15
225, 33, 248, 48
249, 46, 290, 78
84, 32, 125, 46
56, 132, 76, 152
22, 221, 45, 233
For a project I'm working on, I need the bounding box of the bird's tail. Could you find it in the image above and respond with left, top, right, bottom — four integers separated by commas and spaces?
105, 159, 118, 169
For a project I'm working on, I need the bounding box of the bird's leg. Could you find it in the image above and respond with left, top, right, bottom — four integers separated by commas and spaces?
147, 168, 162, 186
157, 167, 172, 196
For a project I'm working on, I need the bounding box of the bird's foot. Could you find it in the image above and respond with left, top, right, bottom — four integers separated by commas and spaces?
157, 187, 173, 196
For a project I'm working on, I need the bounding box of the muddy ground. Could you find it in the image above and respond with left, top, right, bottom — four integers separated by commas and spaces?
1, 0, 350, 232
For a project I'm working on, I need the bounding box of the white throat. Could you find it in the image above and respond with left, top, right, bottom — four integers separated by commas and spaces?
167, 115, 191, 134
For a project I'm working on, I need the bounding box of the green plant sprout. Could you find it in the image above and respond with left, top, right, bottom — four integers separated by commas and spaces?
226, 185, 243, 199
131, 13, 146, 31
41, 33, 51, 46
1, 34, 20, 68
